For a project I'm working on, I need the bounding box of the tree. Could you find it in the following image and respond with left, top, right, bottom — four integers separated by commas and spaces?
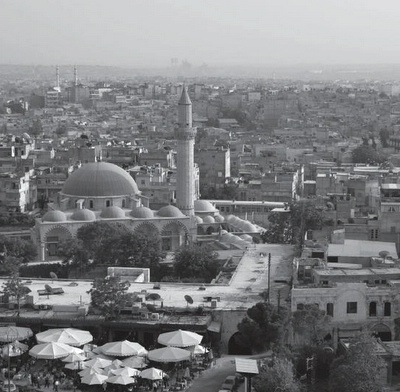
261, 200, 323, 246
379, 128, 390, 148
352, 144, 387, 165
329, 333, 386, 392
57, 238, 90, 274
95, 232, 164, 269
76, 222, 127, 261
237, 302, 289, 353
173, 243, 219, 282
2, 273, 31, 316
87, 276, 130, 320
253, 356, 301, 392
292, 304, 332, 345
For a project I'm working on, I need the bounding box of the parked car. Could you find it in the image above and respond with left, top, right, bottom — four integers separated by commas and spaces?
221, 375, 237, 391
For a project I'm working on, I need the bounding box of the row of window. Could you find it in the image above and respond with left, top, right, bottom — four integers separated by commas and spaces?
297, 301, 391, 317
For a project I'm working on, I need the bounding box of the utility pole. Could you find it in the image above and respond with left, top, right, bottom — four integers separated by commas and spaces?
267, 253, 271, 304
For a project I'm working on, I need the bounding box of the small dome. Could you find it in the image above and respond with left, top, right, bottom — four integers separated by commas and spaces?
194, 200, 217, 213
194, 216, 204, 224
242, 221, 258, 233
100, 206, 126, 219
203, 215, 215, 224
42, 210, 67, 222
220, 229, 228, 235
231, 236, 244, 244
226, 215, 236, 223
130, 206, 154, 219
222, 233, 236, 243
214, 214, 224, 223
240, 234, 253, 242
70, 209, 96, 221
235, 219, 246, 229
157, 205, 185, 218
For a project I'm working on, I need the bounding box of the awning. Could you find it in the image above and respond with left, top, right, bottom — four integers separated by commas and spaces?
207, 321, 221, 333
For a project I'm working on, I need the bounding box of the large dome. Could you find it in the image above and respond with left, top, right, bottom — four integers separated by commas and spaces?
62, 162, 139, 197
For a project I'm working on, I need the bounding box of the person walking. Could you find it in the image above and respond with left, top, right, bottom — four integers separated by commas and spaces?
44, 376, 50, 388
53, 379, 59, 392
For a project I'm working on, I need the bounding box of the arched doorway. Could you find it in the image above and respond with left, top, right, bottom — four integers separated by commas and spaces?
44, 226, 72, 258
371, 323, 392, 341
228, 332, 252, 355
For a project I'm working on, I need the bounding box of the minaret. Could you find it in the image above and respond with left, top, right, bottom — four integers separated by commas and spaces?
175, 85, 197, 216
55, 65, 60, 92
74, 65, 78, 86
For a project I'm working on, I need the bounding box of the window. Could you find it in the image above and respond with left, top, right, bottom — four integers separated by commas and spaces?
370, 229, 378, 240
326, 303, 334, 317
106, 200, 111, 207
369, 302, 377, 317
346, 302, 357, 314
384, 302, 391, 317
89, 200, 93, 209
296, 303, 304, 311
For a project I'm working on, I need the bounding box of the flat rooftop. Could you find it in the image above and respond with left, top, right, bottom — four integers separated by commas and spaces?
0, 244, 295, 314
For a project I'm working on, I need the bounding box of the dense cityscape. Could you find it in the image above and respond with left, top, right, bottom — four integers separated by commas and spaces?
4, 1, 400, 391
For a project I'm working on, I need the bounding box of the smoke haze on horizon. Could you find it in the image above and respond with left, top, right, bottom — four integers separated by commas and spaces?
1, 0, 400, 68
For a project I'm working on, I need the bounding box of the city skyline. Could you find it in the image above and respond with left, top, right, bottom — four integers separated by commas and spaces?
2, 0, 400, 68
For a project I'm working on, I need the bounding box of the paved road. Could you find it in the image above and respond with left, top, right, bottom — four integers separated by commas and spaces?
187, 356, 237, 392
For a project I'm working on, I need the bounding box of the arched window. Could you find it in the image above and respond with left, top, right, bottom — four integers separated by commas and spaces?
89, 200, 93, 209
106, 200, 111, 207
122, 199, 126, 208
369, 302, 377, 317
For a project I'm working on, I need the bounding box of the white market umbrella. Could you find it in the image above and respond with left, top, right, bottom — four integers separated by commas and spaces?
84, 357, 113, 368
139, 367, 165, 381
121, 356, 148, 369
36, 328, 93, 347
65, 361, 87, 370
62, 353, 87, 363
148, 346, 191, 363
78, 367, 105, 377
111, 367, 140, 377
107, 375, 137, 385
157, 330, 203, 348
190, 344, 209, 355
81, 373, 108, 385
0, 326, 33, 342
29, 342, 76, 359
100, 340, 148, 357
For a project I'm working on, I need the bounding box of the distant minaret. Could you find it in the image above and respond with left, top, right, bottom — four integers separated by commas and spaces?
55, 65, 60, 92
74, 65, 78, 86
175, 85, 197, 216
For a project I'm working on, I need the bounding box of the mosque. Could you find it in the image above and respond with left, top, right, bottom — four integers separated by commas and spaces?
33, 87, 258, 262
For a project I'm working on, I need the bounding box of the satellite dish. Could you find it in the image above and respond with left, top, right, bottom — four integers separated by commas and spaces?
50, 272, 58, 283
184, 295, 194, 306
45, 284, 53, 293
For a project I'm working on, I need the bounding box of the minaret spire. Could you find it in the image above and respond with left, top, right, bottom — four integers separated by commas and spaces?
175, 85, 197, 217
74, 65, 78, 87
56, 65, 60, 91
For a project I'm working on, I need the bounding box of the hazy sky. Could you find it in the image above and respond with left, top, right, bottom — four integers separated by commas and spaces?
1, 0, 400, 67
